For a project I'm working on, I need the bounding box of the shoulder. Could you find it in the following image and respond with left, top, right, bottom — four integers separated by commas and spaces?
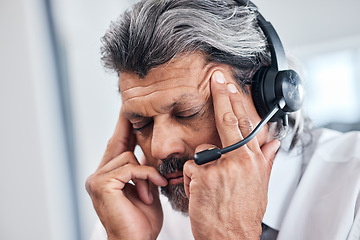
309, 128, 360, 163
300, 128, 360, 204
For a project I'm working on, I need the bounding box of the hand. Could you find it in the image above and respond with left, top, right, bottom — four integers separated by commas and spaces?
85, 109, 168, 240
183, 71, 280, 240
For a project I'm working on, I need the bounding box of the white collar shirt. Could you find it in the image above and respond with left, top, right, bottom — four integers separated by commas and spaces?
264, 128, 360, 240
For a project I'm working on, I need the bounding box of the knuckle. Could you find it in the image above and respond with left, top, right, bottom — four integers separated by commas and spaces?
106, 137, 113, 149
238, 116, 252, 128
85, 173, 100, 195
121, 162, 133, 172
238, 117, 253, 133
183, 160, 197, 175
122, 151, 139, 163
121, 151, 134, 158
183, 162, 191, 175
220, 111, 238, 126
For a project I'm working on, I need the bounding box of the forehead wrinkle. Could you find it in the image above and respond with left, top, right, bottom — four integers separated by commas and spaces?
122, 85, 198, 103
121, 75, 193, 100
123, 90, 202, 118
120, 64, 201, 92
160, 93, 199, 112
120, 58, 215, 100
123, 99, 150, 120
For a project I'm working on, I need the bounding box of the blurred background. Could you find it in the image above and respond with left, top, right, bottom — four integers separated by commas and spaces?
1, 0, 359, 239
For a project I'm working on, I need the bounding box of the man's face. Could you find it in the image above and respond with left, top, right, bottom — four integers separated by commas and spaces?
119, 53, 264, 212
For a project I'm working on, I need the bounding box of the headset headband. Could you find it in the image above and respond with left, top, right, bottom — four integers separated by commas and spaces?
234, 0, 288, 71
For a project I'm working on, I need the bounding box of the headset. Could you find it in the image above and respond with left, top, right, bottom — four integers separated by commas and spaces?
194, 0, 304, 165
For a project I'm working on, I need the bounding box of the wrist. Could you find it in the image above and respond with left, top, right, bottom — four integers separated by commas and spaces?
192, 222, 262, 240
107, 230, 158, 240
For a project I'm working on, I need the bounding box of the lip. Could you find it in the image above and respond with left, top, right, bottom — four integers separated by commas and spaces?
164, 171, 184, 185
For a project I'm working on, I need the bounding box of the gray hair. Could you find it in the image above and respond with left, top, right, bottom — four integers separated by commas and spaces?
101, 0, 311, 149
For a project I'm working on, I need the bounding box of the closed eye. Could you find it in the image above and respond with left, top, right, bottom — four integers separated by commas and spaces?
175, 105, 203, 119
132, 120, 153, 132
176, 111, 199, 119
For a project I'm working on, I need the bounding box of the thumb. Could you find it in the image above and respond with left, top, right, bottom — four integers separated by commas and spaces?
100, 109, 134, 168
184, 144, 219, 198
183, 160, 196, 199
261, 139, 281, 169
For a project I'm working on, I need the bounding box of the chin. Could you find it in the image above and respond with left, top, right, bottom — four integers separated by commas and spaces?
161, 183, 189, 214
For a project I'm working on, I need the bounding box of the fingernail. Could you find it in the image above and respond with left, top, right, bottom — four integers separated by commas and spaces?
213, 71, 225, 84
227, 83, 237, 93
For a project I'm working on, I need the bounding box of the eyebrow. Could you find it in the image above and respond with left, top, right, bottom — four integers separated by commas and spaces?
124, 112, 147, 119
123, 93, 199, 119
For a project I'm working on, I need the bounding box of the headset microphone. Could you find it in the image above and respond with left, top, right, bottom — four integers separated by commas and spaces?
194, 0, 304, 165
194, 98, 285, 165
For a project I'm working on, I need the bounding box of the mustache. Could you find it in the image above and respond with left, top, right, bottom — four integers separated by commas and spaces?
157, 155, 190, 176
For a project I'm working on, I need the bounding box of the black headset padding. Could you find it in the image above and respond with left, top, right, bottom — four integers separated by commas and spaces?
235, 0, 304, 122
251, 66, 269, 119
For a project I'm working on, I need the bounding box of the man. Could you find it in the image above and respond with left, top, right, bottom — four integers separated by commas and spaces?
86, 0, 360, 239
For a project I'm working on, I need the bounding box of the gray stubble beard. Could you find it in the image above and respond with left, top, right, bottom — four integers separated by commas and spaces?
160, 183, 189, 214
156, 155, 190, 214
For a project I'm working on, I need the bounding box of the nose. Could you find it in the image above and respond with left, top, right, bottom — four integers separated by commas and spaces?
151, 117, 186, 160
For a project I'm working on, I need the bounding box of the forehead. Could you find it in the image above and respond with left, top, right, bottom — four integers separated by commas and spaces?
119, 54, 213, 115
119, 54, 209, 96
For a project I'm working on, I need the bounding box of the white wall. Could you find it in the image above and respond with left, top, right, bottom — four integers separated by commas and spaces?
48, 1, 136, 239
0, 0, 77, 239
0, 2, 50, 238
253, 0, 360, 53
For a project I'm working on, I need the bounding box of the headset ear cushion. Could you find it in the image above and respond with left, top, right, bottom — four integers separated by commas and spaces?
251, 67, 269, 119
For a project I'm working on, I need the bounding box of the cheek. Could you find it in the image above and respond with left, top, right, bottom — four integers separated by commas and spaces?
135, 134, 154, 164
187, 108, 222, 148
196, 118, 222, 148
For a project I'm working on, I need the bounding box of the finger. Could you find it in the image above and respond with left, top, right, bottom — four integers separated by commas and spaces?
227, 84, 259, 151
97, 151, 166, 205
100, 108, 136, 169
133, 179, 153, 205
109, 164, 168, 190
261, 139, 281, 169
183, 160, 198, 199
238, 116, 259, 151
211, 71, 243, 147
98, 151, 138, 174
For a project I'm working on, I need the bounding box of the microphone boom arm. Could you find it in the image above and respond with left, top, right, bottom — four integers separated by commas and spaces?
194, 98, 286, 165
